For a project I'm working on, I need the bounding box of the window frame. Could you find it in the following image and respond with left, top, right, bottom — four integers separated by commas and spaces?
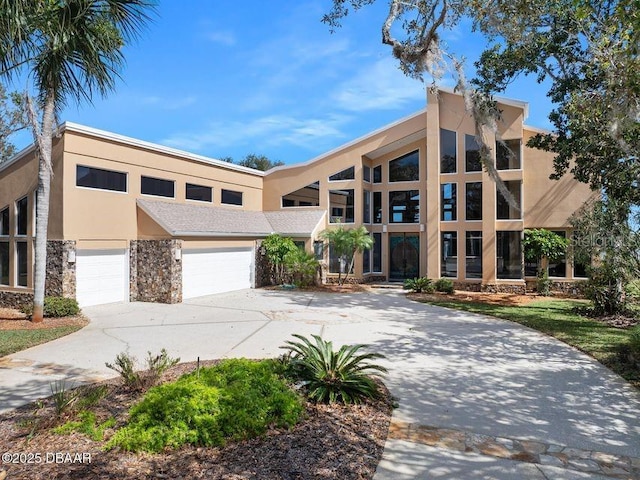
329, 189, 355, 223
441, 231, 458, 278
373, 165, 382, 184
0, 206, 9, 236
388, 190, 420, 224
440, 128, 457, 174
141, 175, 175, 199
363, 165, 371, 183
16, 240, 28, 287
465, 134, 482, 172
363, 190, 371, 224
328, 166, 355, 182
496, 139, 522, 170
185, 183, 213, 203
465, 231, 483, 280
221, 189, 244, 206
496, 181, 522, 220
372, 232, 382, 273
389, 150, 420, 183
496, 230, 523, 280
75, 164, 128, 193
373, 191, 382, 224
465, 182, 483, 221
0, 240, 9, 286
440, 182, 457, 222
15, 196, 28, 236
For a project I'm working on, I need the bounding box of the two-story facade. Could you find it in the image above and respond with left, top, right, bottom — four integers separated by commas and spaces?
0, 89, 594, 307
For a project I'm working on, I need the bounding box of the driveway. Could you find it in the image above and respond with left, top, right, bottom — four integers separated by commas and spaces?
1, 288, 640, 479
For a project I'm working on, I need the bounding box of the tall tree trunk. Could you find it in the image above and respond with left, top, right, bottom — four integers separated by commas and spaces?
28, 93, 55, 322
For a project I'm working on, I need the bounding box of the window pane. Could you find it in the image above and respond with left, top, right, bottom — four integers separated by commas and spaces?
441, 232, 457, 278
549, 231, 567, 277
441, 183, 457, 221
0, 208, 8, 236
329, 166, 355, 181
282, 182, 320, 207
363, 245, 371, 273
221, 189, 243, 206
497, 231, 522, 279
466, 231, 482, 279
329, 189, 354, 223
373, 192, 382, 224
465, 182, 482, 220
76, 165, 127, 192
389, 150, 419, 182
16, 197, 28, 235
17, 241, 27, 286
363, 166, 371, 183
496, 181, 522, 219
141, 176, 175, 198
186, 183, 212, 202
0, 241, 8, 285
373, 165, 382, 183
389, 190, 419, 223
465, 134, 482, 172
372, 233, 382, 272
363, 191, 371, 224
440, 129, 457, 173
313, 241, 324, 260
496, 139, 521, 170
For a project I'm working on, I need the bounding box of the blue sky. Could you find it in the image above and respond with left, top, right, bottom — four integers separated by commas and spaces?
10, 0, 554, 165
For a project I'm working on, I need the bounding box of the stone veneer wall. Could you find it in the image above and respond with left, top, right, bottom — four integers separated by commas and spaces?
481, 283, 527, 295
133, 240, 182, 304
0, 291, 33, 309
45, 240, 76, 298
254, 240, 273, 288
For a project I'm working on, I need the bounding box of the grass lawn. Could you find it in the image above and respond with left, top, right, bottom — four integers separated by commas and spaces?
0, 325, 84, 357
411, 295, 639, 388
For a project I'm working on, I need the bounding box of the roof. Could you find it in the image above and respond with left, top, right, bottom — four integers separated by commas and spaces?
137, 199, 326, 238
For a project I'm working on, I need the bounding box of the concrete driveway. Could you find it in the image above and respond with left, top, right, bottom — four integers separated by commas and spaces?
1, 288, 640, 479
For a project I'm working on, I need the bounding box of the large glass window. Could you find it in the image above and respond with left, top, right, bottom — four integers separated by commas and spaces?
465, 182, 482, 220
16, 197, 28, 236
363, 166, 371, 183
389, 190, 419, 223
76, 165, 127, 192
363, 237, 371, 274
441, 183, 457, 221
441, 232, 457, 278
373, 165, 382, 183
497, 231, 522, 279
186, 183, 212, 202
372, 232, 382, 272
221, 189, 243, 206
141, 176, 175, 198
282, 181, 320, 207
373, 192, 382, 224
329, 189, 354, 223
549, 230, 567, 277
363, 191, 371, 224
440, 129, 457, 173
466, 231, 482, 279
389, 150, 419, 182
0, 207, 8, 236
0, 241, 8, 285
329, 244, 353, 274
496, 181, 522, 220
496, 139, 522, 170
313, 241, 324, 260
329, 166, 355, 181
16, 241, 27, 287
465, 134, 482, 172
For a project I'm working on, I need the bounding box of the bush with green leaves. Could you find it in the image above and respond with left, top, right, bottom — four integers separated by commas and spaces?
281, 334, 387, 404
434, 278, 454, 294
628, 325, 640, 359
50, 379, 80, 415
285, 248, 319, 287
403, 277, 434, 293
106, 359, 303, 453
105, 349, 180, 390
54, 411, 115, 441
21, 296, 80, 318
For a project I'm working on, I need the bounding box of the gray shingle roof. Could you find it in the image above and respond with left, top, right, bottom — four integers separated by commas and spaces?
137, 199, 325, 237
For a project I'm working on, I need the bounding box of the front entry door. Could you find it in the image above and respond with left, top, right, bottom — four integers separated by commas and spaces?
389, 233, 420, 280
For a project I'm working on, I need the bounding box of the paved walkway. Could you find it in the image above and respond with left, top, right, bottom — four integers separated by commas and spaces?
1, 288, 640, 479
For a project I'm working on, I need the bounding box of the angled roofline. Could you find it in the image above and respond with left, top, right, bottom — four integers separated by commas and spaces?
523, 124, 552, 135
437, 86, 530, 121
0, 143, 37, 174
61, 122, 265, 176
266, 107, 428, 175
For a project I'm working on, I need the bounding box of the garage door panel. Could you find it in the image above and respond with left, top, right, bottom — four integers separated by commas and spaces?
182, 248, 252, 299
76, 250, 128, 307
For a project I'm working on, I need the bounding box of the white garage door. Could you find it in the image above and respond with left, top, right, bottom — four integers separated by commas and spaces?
76, 249, 129, 307
182, 247, 253, 299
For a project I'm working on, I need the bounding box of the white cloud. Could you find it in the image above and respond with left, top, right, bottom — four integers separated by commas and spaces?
206, 30, 236, 46
331, 57, 426, 112
162, 114, 351, 153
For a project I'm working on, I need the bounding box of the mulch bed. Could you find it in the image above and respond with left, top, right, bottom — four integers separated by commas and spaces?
0, 308, 89, 331
0, 361, 393, 480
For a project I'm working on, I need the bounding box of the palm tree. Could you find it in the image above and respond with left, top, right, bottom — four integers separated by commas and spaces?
0, 0, 155, 321
321, 225, 373, 285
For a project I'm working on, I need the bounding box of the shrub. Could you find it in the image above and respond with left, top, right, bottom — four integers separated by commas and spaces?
105, 349, 180, 390
54, 411, 115, 441
285, 248, 319, 287
50, 379, 79, 416
21, 296, 80, 318
630, 325, 640, 358
434, 278, 454, 294
281, 334, 387, 404
107, 359, 303, 453
626, 280, 640, 301
403, 277, 434, 293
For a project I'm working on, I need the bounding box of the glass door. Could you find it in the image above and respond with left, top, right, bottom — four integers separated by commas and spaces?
389, 233, 420, 280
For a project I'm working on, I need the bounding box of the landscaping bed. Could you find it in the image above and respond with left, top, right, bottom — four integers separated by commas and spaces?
0, 360, 392, 480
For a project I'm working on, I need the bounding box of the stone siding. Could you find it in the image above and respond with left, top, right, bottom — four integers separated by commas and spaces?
453, 282, 482, 292
0, 291, 33, 309
525, 279, 586, 297
481, 283, 527, 295
254, 240, 273, 288
45, 240, 76, 298
133, 240, 182, 304
129, 240, 138, 301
